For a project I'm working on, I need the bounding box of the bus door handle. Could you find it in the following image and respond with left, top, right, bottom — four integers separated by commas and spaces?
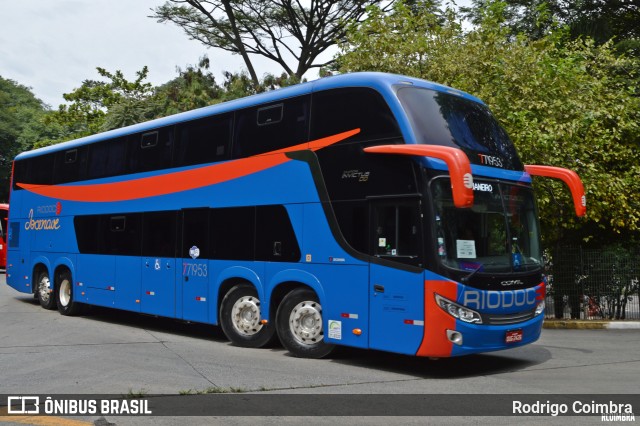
374, 284, 385, 293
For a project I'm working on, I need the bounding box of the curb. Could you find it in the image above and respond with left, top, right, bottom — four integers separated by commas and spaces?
543, 320, 640, 330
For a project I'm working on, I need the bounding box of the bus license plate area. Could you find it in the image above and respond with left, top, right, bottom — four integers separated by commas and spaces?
505, 329, 523, 344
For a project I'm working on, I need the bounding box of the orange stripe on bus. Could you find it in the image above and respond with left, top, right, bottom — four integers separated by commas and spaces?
17, 128, 360, 203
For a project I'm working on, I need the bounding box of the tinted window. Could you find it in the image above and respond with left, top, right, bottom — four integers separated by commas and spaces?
103, 214, 142, 256
210, 207, 255, 260
256, 205, 300, 262
310, 88, 401, 143
371, 199, 422, 266
87, 137, 128, 180
233, 96, 310, 158
175, 114, 231, 167
54, 146, 88, 184
397, 87, 523, 170
8, 221, 20, 248
142, 211, 177, 258
182, 209, 210, 259
75, 214, 142, 256
332, 201, 368, 254
74, 215, 102, 254
12, 160, 27, 190
25, 153, 55, 185
130, 127, 173, 173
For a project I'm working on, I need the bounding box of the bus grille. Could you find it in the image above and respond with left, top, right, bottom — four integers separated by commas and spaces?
482, 308, 537, 325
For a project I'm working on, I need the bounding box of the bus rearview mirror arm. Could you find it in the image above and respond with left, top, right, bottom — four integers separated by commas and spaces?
524, 165, 586, 217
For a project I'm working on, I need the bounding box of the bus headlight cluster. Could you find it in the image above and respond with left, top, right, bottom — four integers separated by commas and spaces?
534, 300, 545, 316
435, 294, 482, 324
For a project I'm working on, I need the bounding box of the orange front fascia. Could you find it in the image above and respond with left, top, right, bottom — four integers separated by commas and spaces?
524, 165, 586, 217
417, 280, 459, 357
364, 145, 474, 209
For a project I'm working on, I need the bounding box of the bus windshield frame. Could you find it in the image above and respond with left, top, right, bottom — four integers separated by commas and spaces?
430, 176, 542, 277
397, 86, 523, 171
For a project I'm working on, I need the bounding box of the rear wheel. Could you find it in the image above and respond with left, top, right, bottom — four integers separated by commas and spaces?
276, 288, 334, 359
220, 284, 276, 348
56, 270, 81, 316
36, 270, 56, 310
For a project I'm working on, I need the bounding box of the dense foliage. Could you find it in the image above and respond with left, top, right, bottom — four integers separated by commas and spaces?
337, 0, 640, 245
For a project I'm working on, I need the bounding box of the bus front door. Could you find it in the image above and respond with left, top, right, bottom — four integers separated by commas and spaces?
369, 199, 426, 354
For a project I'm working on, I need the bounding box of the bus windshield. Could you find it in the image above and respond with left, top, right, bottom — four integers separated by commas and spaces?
431, 178, 541, 274
397, 87, 523, 170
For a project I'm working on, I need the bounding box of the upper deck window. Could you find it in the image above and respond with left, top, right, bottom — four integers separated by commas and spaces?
310, 87, 401, 143
397, 87, 523, 170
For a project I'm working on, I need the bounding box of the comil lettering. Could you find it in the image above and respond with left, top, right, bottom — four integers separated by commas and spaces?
24, 209, 61, 231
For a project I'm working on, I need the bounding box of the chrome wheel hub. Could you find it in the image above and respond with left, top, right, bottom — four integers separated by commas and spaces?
231, 296, 263, 336
289, 301, 323, 346
38, 276, 52, 303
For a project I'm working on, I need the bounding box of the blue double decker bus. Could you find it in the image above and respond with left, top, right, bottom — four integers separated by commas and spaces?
6, 72, 585, 358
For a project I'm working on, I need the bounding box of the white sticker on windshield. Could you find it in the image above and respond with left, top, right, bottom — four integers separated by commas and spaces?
456, 240, 476, 259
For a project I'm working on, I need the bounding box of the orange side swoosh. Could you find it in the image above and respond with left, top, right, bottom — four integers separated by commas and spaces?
17, 128, 360, 203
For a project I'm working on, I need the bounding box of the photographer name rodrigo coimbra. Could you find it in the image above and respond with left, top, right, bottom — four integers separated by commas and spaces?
513, 400, 635, 420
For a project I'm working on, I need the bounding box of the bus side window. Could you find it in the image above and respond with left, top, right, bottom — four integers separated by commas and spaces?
210, 207, 255, 261
310, 88, 401, 143
232, 95, 310, 158
371, 200, 421, 264
142, 211, 177, 258
130, 127, 174, 173
104, 214, 142, 256
54, 147, 88, 184
174, 114, 232, 168
26, 153, 55, 185
255, 205, 300, 262
87, 137, 128, 180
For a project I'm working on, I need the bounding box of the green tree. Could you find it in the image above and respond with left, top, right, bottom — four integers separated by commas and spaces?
39, 67, 156, 147
154, 56, 225, 115
338, 0, 640, 245
0, 77, 49, 201
152, 0, 398, 87
461, 0, 640, 48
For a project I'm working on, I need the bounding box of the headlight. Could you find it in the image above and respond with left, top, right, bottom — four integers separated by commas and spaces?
435, 294, 482, 324
534, 300, 545, 316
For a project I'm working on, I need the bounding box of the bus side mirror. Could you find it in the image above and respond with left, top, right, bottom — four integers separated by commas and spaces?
524, 165, 586, 217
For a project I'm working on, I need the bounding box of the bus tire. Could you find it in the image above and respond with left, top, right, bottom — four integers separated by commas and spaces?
220, 284, 276, 348
36, 270, 56, 310
276, 288, 334, 359
56, 270, 81, 316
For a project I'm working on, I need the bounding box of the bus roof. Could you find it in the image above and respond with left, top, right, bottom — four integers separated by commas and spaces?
16, 72, 483, 161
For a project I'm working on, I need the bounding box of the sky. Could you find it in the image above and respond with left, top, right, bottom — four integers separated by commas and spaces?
0, 0, 282, 108
1, 1, 470, 109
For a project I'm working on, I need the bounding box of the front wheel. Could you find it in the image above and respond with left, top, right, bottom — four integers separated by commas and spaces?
36, 270, 56, 310
276, 288, 334, 359
56, 270, 81, 316
220, 284, 276, 348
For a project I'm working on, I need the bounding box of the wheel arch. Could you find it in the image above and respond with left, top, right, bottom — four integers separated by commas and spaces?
53, 257, 75, 284
268, 269, 324, 323
31, 258, 51, 295
216, 266, 263, 323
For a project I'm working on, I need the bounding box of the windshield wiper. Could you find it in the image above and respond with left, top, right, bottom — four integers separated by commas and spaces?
460, 262, 501, 283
